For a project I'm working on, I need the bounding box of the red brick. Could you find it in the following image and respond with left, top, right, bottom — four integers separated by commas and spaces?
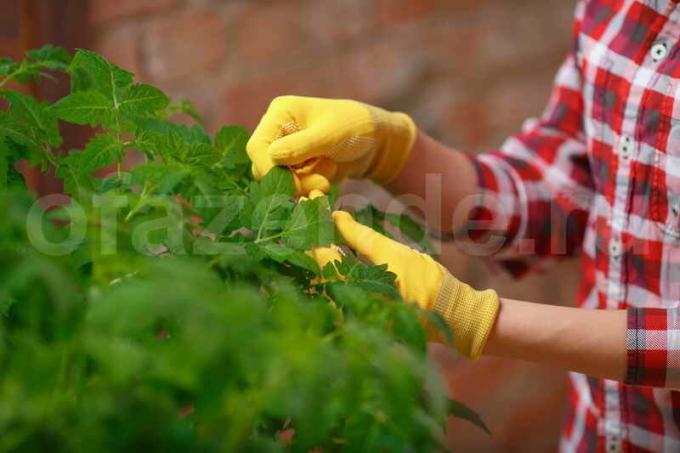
220, 64, 339, 130
143, 9, 226, 84
305, 0, 371, 44
330, 38, 420, 105
374, 0, 434, 25
233, 1, 313, 69
89, 0, 178, 25
94, 25, 143, 77
233, 0, 369, 71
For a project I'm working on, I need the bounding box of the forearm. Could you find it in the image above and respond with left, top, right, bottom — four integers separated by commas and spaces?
484, 298, 627, 381
386, 131, 477, 234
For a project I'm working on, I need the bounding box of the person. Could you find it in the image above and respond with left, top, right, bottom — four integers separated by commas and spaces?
246, 1, 680, 451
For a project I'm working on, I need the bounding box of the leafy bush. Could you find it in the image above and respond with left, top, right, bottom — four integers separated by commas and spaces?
0, 46, 486, 451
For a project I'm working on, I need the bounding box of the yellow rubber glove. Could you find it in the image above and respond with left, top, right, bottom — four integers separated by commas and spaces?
332, 211, 500, 360
247, 96, 417, 195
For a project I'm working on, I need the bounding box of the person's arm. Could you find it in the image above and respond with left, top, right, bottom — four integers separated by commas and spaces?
386, 131, 476, 234
328, 209, 631, 382
485, 298, 627, 381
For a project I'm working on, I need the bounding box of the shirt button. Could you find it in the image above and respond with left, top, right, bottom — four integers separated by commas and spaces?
651, 42, 668, 62
618, 136, 632, 160
672, 202, 680, 217
609, 239, 622, 259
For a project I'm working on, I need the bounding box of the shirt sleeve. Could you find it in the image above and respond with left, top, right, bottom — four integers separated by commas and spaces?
460, 2, 595, 277
626, 308, 680, 388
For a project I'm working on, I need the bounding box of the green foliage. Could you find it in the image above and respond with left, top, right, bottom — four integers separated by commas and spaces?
0, 47, 485, 451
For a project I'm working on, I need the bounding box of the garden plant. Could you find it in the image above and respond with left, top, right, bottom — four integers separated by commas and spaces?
0, 46, 487, 451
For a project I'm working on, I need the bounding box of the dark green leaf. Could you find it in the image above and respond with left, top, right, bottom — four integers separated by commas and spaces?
332, 254, 399, 298
120, 83, 169, 116
79, 134, 123, 173
259, 242, 320, 273
251, 167, 294, 234
49, 90, 111, 126
448, 399, 490, 434
282, 196, 334, 250
69, 49, 133, 98
26, 44, 70, 70
385, 213, 436, 255
178, 99, 203, 123
132, 162, 190, 194
0, 89, 61, 146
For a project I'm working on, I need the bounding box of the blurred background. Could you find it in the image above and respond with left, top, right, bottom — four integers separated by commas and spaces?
1, 0, 580, 450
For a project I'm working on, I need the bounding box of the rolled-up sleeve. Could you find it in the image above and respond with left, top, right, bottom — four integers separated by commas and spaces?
461, 49, 595, 277
626, 308, 680, 388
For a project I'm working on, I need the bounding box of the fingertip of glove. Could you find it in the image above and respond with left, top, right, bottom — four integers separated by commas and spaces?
298, 173, 330, 194
308, 189, 325, 200
251, 163, 262, 180
331, 210, 352, 223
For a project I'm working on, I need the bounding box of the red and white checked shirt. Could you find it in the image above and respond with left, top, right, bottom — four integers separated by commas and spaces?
468, 0, 680, 451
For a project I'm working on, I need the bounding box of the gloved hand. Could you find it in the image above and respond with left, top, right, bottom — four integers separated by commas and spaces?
247, 96, 417, 195
332, 211, 500, 360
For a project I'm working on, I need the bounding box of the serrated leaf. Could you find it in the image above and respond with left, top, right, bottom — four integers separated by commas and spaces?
69, 49, 133, 98
251, 167, 295, 234
132, 162, 190, 194
0, 57, 17, 77
0, 89, 61, 146
80, 135, 123, 173
119, 83, 169, 117
355, 205, 436, 255
282, 196, 334, 250
390, 304, 427, 352
0, 113, 33, 146
49, 91, 111, 126
56, 150, 95, 198
179, 99, 203, 123
448, 399, 490, 434
0, 140, 8, 189
259, 242, 320, 273
26, 44, 70, 71
385, 213, 436, 255
333, 254, 399, 297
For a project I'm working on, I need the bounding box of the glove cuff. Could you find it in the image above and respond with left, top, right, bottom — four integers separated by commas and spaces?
432, 273, 500, 360
363, 106, 417, 184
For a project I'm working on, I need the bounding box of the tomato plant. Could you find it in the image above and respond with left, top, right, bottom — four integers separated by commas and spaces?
0, 46, 486, 451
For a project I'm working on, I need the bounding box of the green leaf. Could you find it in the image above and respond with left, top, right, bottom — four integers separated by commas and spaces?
259, 242, 320, 274
26, 44, 70, 71
79, 135, 123, 173
0, 111, 41, 151
282, 196, 334, 250
57, 150, 96, 198
119, 83, 169, 117
333, 254, 399, 298
215, 126, 249, 168
69, 49, 133, 98
132, 162, 190, 194
49, 91, 111, 126
385, 213, 436, 255
178, 99, 203, 123
0, 140, 8, 190
0, 89, 61, 146
448, 399, 490, 434
251, 167, 295, 235
0, 57, 17, 76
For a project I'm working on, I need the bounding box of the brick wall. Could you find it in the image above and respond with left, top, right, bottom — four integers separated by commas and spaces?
90, 0, 579, 450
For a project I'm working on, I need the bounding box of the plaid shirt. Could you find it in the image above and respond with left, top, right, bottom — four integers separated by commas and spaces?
468, 0, 680, 451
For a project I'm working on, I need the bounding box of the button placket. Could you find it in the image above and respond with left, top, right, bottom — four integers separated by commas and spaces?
609, 238, 622, 259
618, 135, 633, 160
